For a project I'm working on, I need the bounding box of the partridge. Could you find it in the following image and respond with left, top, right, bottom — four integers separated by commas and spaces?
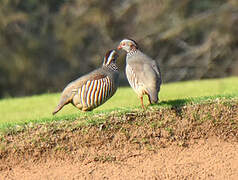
118, 38, 162, 109
53, 50, 119, 115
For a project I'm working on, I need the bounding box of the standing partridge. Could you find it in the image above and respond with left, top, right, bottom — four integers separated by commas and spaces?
52, 50, 119, 115
117, 38, 162, 109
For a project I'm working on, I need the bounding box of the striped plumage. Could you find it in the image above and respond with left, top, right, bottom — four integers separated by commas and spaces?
118, 38, 162, 109
52, 50, 119, 115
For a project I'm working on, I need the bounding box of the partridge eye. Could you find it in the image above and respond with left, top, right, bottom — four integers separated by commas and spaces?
122, 42, 125, 46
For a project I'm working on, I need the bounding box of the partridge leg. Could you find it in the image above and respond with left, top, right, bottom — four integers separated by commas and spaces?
140, 96, 145, 110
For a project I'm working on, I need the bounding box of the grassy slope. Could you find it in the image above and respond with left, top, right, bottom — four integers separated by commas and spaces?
0, 77, 238, 130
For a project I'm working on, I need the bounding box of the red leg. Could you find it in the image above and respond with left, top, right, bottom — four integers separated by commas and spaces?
140, 96, 145, 110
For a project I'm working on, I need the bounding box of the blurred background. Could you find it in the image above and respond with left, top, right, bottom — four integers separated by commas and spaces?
0, 0, 238, 98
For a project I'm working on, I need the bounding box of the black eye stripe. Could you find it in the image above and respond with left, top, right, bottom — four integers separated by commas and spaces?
105, 50, 113, 60
104, 50, 117, 65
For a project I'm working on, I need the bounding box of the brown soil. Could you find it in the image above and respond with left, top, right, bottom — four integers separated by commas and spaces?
1, 138, 238, 179
1, 99, 238, 179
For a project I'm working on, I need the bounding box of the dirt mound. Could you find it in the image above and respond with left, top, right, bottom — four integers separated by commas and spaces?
0, 99, 238, 179
1, 138, 238, 179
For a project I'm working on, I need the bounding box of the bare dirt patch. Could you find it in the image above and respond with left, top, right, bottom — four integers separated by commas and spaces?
0, 99, 238, 179
1, 138, 238, 179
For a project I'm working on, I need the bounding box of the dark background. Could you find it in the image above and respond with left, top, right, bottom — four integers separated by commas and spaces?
0, 0, 238, 98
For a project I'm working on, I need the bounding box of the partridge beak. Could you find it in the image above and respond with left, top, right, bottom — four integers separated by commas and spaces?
117, 45, 122, 50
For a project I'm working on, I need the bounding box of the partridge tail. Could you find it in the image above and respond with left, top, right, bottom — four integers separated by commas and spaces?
147, 89, 159, 104
52, 95, 70, 115
150, 94, 158, 104
53, 88, 75, 115
52, 103, 65, 115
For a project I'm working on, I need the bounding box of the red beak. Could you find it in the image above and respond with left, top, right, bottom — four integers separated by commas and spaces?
117, 45, 122, 50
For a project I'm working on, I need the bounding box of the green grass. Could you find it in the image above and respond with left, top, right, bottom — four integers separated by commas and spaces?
0, 77, 238, 130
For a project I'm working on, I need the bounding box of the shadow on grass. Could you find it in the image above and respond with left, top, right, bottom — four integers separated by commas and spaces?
149, 97, 199, 109
159, 99, 190, 107
153, 93, 238, 109
148, 98, 194, 117
148, 99, 190, 117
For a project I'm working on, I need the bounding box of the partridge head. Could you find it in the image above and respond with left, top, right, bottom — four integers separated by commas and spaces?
117, 39, 138, 52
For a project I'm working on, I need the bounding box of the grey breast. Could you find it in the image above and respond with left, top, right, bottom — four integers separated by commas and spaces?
126, 50, 161, 95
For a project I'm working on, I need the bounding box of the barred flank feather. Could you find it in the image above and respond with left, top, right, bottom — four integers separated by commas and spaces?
77, 76, 114, 110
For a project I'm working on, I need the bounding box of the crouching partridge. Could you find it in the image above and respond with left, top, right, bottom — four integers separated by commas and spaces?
117, 38, 162, 109
53, 50, 119, 115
